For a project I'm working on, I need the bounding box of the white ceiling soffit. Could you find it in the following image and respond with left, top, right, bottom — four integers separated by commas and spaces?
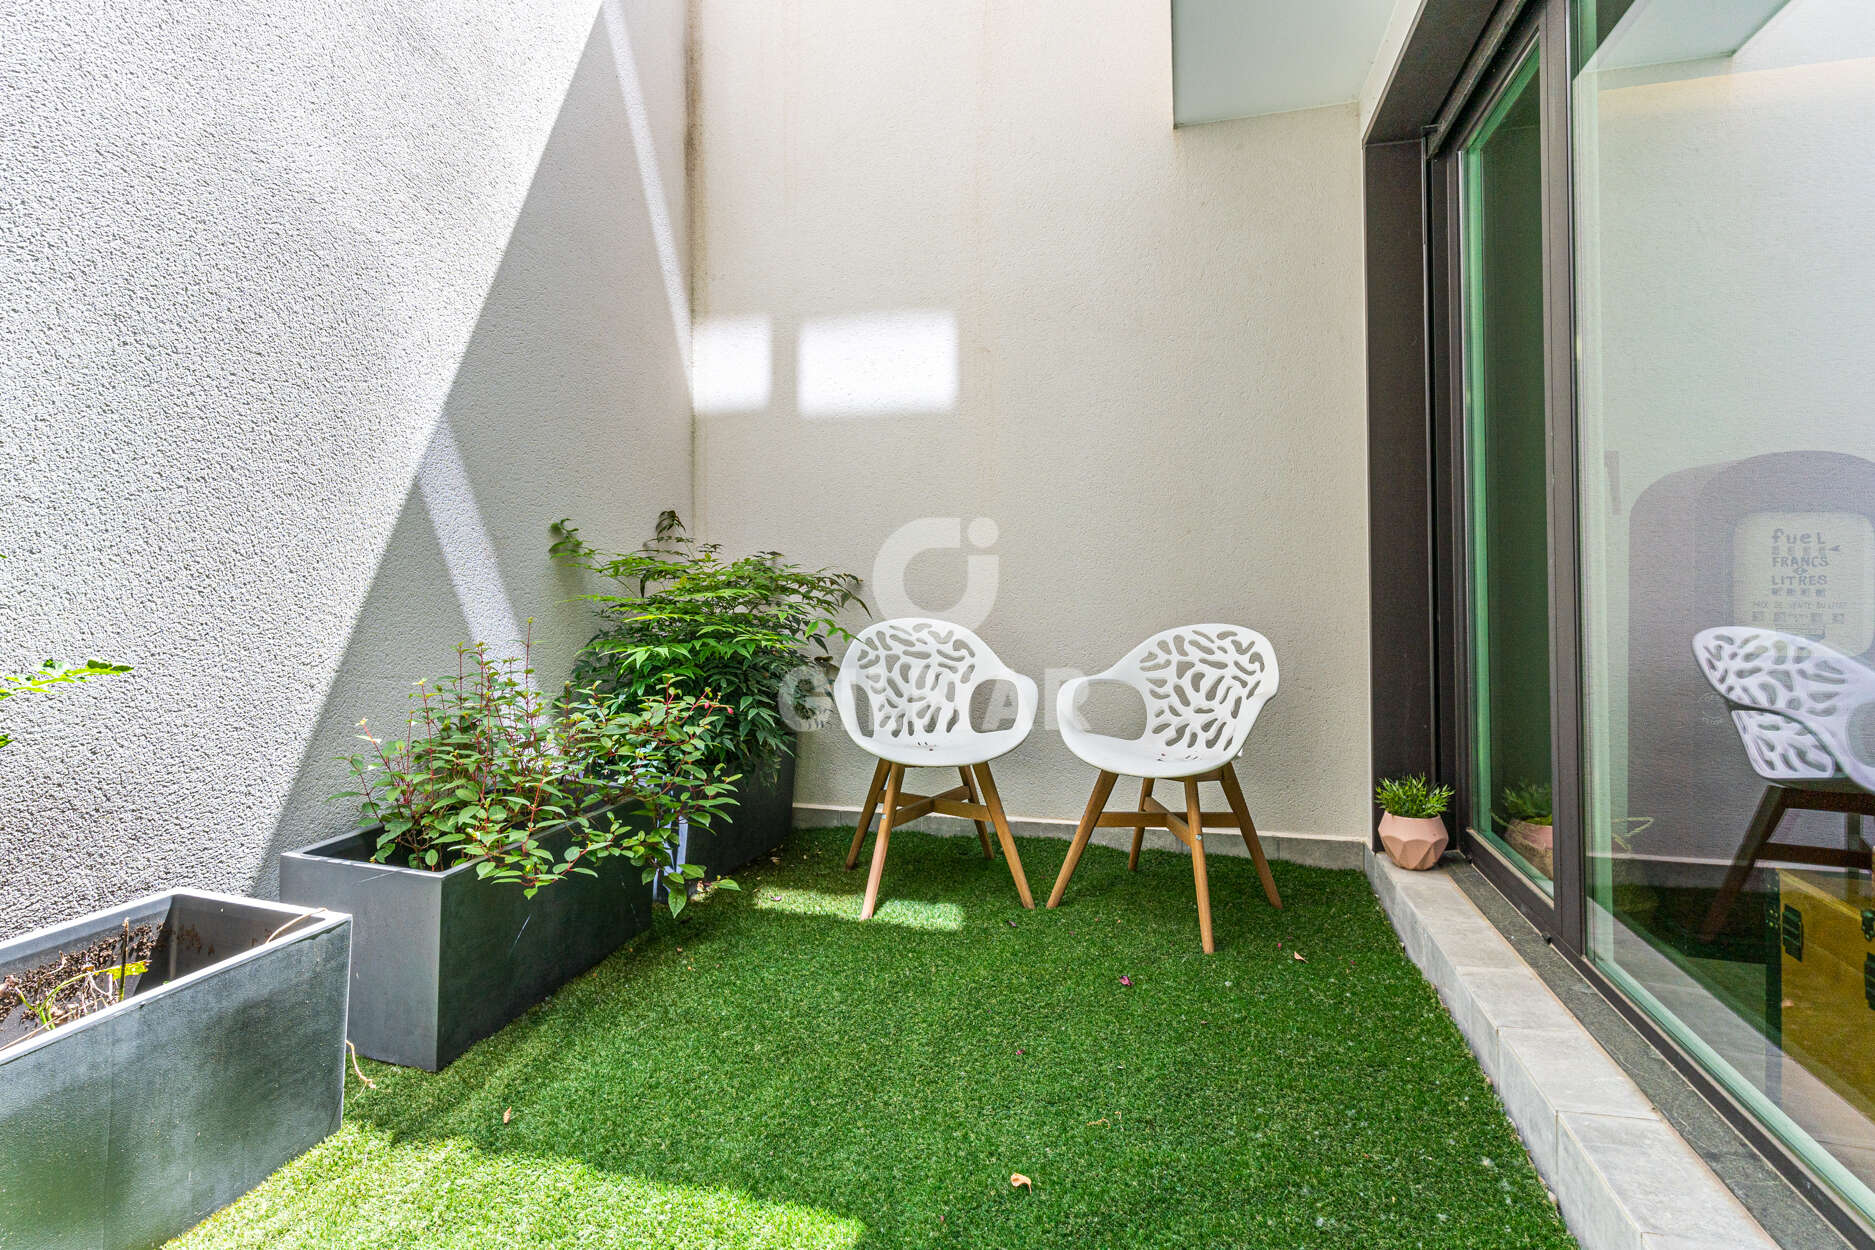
1587, 0, 1792, 71
1171, 0, 1401, 127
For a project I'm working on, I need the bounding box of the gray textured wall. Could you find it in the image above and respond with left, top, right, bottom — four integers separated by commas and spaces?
0, 0, 692, 935
689, 1, 1373, 844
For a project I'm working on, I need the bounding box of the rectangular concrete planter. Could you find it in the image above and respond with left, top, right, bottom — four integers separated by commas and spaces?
0, 890, 350, 1250
280, 806, 655, 1071
683, 745, 797, 875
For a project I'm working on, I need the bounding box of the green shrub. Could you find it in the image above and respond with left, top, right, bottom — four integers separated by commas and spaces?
1499, 780, 1552, 826
339, 636, 738, 914
1374, 774, 1454, 819
549, 512, 865, 771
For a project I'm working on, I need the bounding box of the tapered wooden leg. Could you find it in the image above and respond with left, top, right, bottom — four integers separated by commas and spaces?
1187, 778, 1214, 954
1219, 763, 1281, 909
960, 767, 994, 858
1047, 770, 1118, 908
1701, 785, 1790, 941
860, 764, 903, 920
846, 758, 891, 870
972, 762, 1034, 908
1128, 777, 1154, 870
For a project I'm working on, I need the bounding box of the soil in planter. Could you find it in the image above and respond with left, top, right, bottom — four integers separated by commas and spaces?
0, 922, 161, 1052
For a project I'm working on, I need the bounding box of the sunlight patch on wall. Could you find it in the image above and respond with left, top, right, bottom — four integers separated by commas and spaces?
754, 886, 964, 931
797, 309, 958, 418
692, 315, 773, 413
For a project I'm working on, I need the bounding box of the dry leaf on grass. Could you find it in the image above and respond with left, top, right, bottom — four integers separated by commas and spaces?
1292, 951, 1307, 962
502, 1107, 513, 1124
1010, 1173, 1033, 1191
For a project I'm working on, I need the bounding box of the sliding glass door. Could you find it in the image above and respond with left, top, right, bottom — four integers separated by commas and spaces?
1572, 0, 1875, 1222
1458, 40, 1557, 899
1389, 0, 1875, 1234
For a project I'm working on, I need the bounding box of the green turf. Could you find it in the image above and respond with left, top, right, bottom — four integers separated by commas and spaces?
171, 828, 1576, 1249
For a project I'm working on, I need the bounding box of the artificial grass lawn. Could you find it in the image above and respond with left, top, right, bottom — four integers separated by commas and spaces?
173, 828, 1577, 1249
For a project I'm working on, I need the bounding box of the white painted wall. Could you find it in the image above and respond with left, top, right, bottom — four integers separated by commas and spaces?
0, 0, 693, 935
691, 1, 1372, 845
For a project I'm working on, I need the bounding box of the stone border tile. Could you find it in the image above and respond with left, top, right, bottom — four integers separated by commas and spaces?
1366, 847, 1776, 1250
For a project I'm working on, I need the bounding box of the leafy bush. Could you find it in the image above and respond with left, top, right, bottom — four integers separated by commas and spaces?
1374, 774, 1454, 819
1499, 780, 1553, 826
339, 637, 738, 914
549, 512, 865, 770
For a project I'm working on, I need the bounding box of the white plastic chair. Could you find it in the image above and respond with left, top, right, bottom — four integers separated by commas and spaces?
834, 617, 1036, 919
1046, 624, 1282, 952
1692, 626, 1875, 938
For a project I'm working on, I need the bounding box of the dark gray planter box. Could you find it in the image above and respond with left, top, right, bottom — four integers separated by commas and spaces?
683, 745, 797, 875
0, 891, 350, 1250
279, 807, 654, 1071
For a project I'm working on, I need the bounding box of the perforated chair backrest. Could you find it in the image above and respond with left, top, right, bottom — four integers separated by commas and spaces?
1693, 626, 1875, 789
835, 617, 1014, 751
1104, 624, 1279, 762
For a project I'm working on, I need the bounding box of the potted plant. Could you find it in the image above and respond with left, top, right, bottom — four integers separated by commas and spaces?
1375, 774, 1455, 870
550, 512, 865, 875
3, 579, 346, 1248
280, 636, 736, 1071
1, 892, 350, 1250
1499, 780, 1554, 878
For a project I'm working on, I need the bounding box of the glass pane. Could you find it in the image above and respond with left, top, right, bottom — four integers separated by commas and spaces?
1574, 0, 1875, 1219
1462, 46, 1555, 894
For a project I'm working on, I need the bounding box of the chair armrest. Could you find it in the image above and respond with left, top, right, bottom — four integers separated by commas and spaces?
831, 645, 874, 754
1056, 669, 1150, 741
1009, 670, 1039, 739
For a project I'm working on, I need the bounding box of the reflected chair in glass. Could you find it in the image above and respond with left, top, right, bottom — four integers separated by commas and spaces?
834, 617, 1036, 920
1692, 626, 1875, 940
1045, 625, 1282, 953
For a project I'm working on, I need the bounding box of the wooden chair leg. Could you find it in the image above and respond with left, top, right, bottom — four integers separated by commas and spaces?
1187, 778, 1214, 954
1128, 777, 1154, 870
846, 758, 891, 870
959, 766, 994, 858
860, 764, 904, 920
1047, 770, 1118, 908
1701, 785, 1791, 942
972, 762, 1034, 908
1219, 763, 1281, 909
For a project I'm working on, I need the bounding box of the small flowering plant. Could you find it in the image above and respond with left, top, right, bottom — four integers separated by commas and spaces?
339, 636, 739, 915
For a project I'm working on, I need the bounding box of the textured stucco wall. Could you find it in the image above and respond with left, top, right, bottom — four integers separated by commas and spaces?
0, 0, 692, 935
690, 2, 1372, 842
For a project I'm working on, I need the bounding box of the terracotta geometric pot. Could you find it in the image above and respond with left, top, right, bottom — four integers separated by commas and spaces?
1505, 819, 1555, 878
1378, 812, 1449, 871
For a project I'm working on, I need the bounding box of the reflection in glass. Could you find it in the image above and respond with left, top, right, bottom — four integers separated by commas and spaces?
1462, 46, 1555, 894
1574, 0, 1875, 1219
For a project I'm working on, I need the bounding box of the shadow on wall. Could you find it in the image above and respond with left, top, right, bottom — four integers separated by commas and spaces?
249, 8, 689, 897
